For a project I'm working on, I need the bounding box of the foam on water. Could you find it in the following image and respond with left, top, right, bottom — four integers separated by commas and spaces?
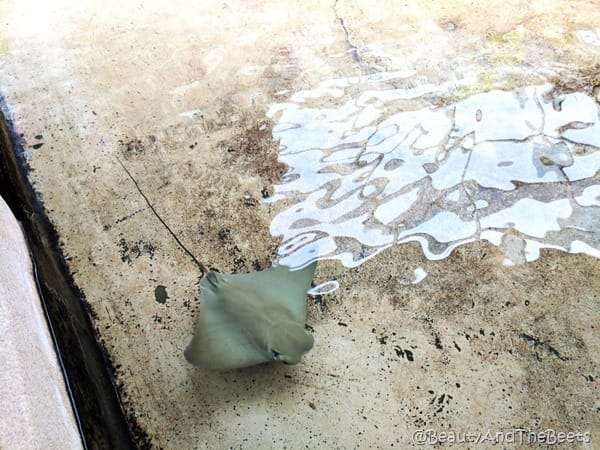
267, 73, 600, 268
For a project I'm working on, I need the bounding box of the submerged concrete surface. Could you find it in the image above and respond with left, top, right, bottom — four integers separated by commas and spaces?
0, 196, 82, 449
0, 0, 598, 448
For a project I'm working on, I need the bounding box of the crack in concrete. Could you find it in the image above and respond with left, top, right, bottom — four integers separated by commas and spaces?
332, 0, 372, 75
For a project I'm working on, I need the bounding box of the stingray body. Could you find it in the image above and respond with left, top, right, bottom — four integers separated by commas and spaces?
184, 262, 317, 369
115, 158, 317, 370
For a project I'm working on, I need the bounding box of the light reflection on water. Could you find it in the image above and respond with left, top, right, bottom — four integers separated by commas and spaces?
267, 72, 600, 268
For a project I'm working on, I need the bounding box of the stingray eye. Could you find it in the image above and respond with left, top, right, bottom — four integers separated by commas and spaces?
272, 350, 291, 364
272, 350, 294, 365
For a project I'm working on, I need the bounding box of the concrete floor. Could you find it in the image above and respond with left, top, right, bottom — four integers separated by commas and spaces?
0, 0, 598, 448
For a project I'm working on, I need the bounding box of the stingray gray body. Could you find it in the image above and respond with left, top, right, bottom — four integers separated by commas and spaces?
184, 262, 317, 369
116, 158, 316, 370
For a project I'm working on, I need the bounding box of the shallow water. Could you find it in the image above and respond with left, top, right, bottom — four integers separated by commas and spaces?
267, 73, 600, 268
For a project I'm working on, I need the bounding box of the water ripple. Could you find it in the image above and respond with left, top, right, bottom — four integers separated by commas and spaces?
267, 73, 600, 268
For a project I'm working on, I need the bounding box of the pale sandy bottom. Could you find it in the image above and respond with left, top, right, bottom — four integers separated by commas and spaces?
0, 1, 598, 448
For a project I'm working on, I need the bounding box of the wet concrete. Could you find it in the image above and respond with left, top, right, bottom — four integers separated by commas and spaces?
0, 0, 598, 448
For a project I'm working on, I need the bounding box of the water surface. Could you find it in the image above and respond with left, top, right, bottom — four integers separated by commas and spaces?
267, 73, 600, 267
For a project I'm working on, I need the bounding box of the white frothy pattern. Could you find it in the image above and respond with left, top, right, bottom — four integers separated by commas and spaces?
267, 74, 600, 268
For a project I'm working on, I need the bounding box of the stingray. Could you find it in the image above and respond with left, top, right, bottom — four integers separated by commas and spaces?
184, 262, 316, 369
118, 158, 316, 369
